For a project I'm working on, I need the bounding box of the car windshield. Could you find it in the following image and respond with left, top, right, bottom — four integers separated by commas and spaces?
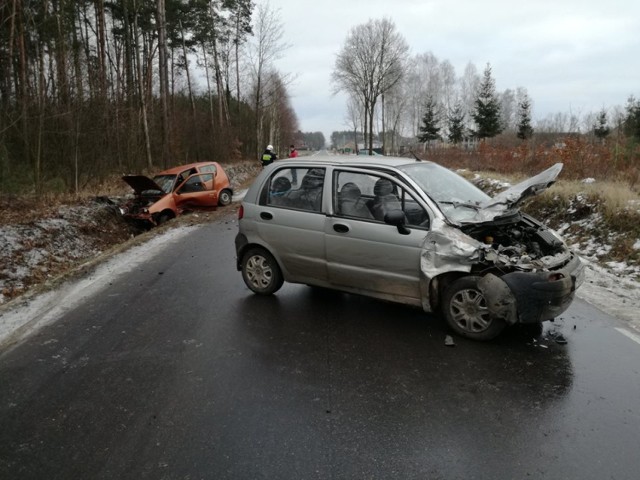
151, 174, 177, 194
398, 163, 491, 222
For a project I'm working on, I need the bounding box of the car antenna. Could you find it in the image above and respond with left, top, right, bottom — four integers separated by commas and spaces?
410, 150, 422, 162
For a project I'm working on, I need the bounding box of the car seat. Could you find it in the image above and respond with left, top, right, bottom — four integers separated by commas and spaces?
270, 177, 292, 206
371, 178, 402, 221
339, 182, 373, 218
289, 169, 324, 211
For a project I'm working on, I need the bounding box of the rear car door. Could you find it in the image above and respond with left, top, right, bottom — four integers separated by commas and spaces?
325, 169, 431, 303
252, 166, 328, 283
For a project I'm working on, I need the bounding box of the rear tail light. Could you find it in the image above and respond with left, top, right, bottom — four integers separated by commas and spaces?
238, 205, 244, 220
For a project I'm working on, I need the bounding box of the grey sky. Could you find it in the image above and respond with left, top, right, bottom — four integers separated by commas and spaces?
266, 0, 640, 138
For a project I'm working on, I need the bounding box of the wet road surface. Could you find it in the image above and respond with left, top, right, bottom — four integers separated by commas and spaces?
1, 214, 640, 479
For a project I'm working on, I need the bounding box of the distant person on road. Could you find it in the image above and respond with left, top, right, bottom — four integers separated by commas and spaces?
261, 144, 277, 167
288, 144, 298, 183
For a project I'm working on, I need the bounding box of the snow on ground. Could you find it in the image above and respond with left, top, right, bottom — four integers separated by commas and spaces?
578, 261, 640, 333
1, 215, 639, 348
0, 225, 198, 347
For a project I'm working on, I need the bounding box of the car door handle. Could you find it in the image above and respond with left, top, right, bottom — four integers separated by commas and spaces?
260, 212, 273, 220
333, 223, 349, 233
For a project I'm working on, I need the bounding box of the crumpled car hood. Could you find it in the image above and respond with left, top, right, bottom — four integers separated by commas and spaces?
467, 163, 563, 223
122, 175, 165, 195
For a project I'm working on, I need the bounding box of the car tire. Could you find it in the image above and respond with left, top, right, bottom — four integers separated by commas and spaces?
218, 189, 232, 206
241, 248, 284, 295
442, 276, 506, 341
157, 212, 172, 225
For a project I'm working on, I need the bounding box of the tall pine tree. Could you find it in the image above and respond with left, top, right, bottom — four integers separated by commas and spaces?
447, 102, 465, 144
417, 95, 441, 144
593, 109, 610, 141
623, 96, 640, 140
516, 94, 534, 140
472, 63, 503, 140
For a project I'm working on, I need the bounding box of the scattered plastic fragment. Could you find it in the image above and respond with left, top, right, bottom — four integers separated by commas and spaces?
554, 334, 568, 345
444, 335, 456, 347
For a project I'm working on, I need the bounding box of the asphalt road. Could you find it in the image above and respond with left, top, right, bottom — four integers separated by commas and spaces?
1, 212, 639, 480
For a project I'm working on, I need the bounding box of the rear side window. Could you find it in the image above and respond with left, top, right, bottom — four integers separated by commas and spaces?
199, 164, 217, 175
260, 167, 326, 212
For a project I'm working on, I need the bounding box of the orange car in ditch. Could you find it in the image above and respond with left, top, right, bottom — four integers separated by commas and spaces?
119, 161, 233, 227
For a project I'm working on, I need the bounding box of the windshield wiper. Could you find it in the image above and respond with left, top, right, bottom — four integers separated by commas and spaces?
437, 200, 481, 211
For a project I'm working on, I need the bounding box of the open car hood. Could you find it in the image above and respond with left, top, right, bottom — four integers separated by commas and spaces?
471, 163, 563, 222
122, 175, 165, 194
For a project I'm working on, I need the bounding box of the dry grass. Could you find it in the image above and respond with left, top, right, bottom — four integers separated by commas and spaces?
455, 162, 640, 277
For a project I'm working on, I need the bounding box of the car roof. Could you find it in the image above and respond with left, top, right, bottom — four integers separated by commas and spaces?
271, 154, 425, 170
155, 161, 220, 175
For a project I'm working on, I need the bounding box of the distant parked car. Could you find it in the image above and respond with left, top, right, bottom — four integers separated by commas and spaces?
235, 155, 584, 341
119, 161, 233, 227
358, 149, 382, 156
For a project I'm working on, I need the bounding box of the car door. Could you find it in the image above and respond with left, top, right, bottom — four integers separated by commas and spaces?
174, 173, 217, 210
325, 169, 430, 303
253, 167, 328, 283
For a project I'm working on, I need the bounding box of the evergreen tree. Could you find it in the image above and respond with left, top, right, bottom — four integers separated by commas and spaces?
417, 95, 441, 144
516, 94, 534, 140
623, 96, 640, 140
447, 103, 466, 144
472, 63, 503, 139
593, 109, 610, 141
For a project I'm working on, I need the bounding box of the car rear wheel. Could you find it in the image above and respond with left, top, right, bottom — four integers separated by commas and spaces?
442, 276, 506, 341
218, 189, 232, 206
241, 248, 283, 295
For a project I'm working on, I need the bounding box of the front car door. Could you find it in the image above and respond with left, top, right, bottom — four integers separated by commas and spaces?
174, 173, 217, 210
325, 169, 432, 306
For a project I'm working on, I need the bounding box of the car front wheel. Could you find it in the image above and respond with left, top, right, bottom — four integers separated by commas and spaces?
241, 248, 284, 295
442, 276, 506, 341
218, 189, 232, 206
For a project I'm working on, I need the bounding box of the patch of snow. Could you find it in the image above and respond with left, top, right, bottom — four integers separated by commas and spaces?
578, 260, 640, 334
0, 226, 198, 347
582, 178, 596, 184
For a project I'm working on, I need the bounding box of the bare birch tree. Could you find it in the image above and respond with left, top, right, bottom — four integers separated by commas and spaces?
247, 1, 288, 156
332, 17, 408, 154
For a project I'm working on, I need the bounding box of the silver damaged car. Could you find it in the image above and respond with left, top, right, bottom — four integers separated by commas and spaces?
235, 155, 584, 341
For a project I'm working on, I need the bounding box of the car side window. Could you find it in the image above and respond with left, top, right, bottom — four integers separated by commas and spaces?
199, 164, 217, 175
261, 168, 325, 213
334, 171, 430, 228
334, 171, 376, 220
179, 173, 212, 193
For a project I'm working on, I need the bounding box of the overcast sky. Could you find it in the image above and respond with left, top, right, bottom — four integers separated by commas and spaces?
264, 0, 640, 139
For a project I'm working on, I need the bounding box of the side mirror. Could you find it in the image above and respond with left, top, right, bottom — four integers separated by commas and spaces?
384, 209, 411, 235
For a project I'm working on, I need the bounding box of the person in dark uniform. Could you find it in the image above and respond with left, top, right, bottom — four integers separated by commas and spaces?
261, 144, 277, 167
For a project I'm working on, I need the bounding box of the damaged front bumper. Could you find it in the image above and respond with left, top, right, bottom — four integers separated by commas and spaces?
479, 253, 585, 325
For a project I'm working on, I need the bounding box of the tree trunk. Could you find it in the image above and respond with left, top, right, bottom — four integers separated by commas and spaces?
156, 0, 170, 167
133, 0, 152, 170
201, 44, 216, 150
95, 0, 107, 94
180, 21, 200, 161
